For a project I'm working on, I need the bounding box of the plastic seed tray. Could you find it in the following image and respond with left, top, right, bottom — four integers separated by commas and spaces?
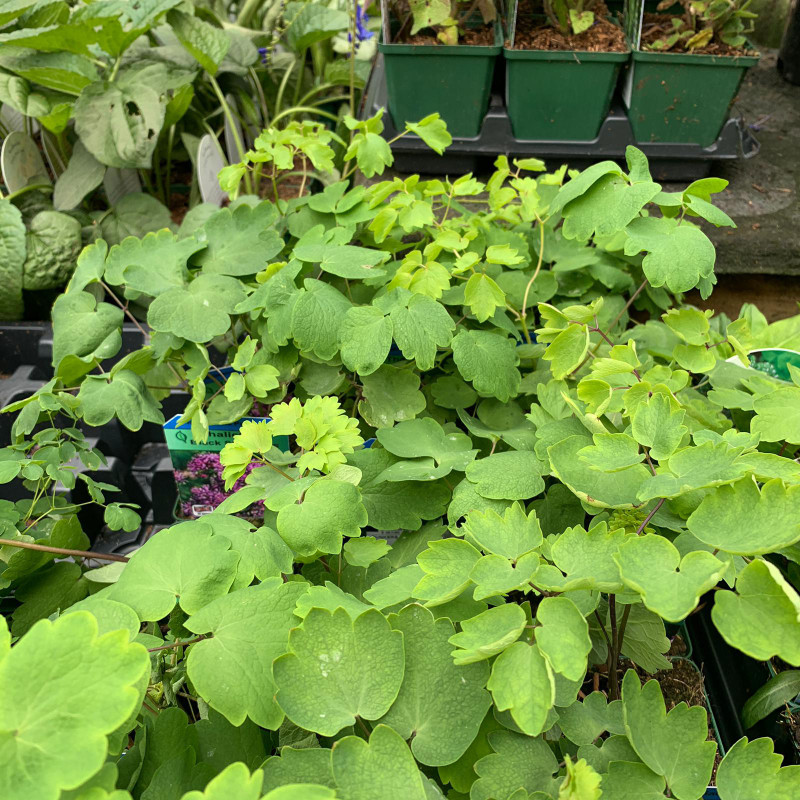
363, 55, 760, 181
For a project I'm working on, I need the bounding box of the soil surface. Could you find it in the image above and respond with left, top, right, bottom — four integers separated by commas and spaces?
404, 25, 495, 46
639, 13, 757, 56
511, 1, 627, 52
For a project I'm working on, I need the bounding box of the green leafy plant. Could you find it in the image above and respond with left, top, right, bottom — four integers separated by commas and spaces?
4, 127, 800, 799
647, 0, 757, 51
544, 0, 597, 36
390, 0, 498, 45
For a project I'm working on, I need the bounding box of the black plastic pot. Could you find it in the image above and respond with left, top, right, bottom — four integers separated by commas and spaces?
778, 0, 800, 85
685, 597, 798, 762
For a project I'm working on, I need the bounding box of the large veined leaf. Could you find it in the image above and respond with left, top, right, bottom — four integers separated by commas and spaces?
615, 534, 726, 622
168, 10, 231, 76
186, 580, 309, 729
106, 521, 240, 620
330, 724, 428, 800
413, 537, 481, 606
261, 747, 335, 793
338, 306, 392, 376
741, 671, 800, 730
50, 289, 122, 369
53, 140, 105, 210
712, 559, 800, 664
687, 478, 800, 555
291, 279, 352, 360
630, 393, 688, 462
459, 502, 543, 560
0, 199, 26, 319
557, 692, 625, 746
293, 242, 388, 281
379, 604, 491, 766
273, 608, 404, 735
359, 365, 426, 428
716, 736, 800, 800
622, 670, 716, 800
0, 612, 149, 800
74, 80, 165, 168
78, 370, 164, 430
751, 386, 800, 444
285, 1, 350, 50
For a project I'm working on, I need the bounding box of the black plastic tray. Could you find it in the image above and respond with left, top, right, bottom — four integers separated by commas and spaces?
363, 55, 760, 181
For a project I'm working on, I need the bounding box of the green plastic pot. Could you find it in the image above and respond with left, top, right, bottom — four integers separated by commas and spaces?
378, 26, 501, 139
624, 47, 760, 146
504, 46, 629, 141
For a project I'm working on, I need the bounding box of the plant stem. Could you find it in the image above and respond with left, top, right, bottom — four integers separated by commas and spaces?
148, 635, 207, 653
0, 538, 130, 563
608, 594, 620, 701
636, 498, 664, 534
208, 74, 253, 194
520, 219, 546, 343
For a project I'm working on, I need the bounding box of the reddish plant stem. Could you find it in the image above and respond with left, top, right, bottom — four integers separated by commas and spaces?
0, 538, 129, 563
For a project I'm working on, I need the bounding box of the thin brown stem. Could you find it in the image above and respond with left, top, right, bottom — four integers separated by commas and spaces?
0, 538, 129, 563
636, 498, 664, 535
607, 595, 620, 701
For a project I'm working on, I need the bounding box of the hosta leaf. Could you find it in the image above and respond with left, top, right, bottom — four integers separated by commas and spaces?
194, 203, 283, 276
390, 293, 455, 370
614, 534, 726, 622
751, 387, 800, 444
147, 274, 246, 343
273, 608, 404, 735
465, 452, 545, 501
360, 365, 426, 428
168, 10, 231, 76
180, 763, 263, 800
379, 604, 491, 766
448, 603, 526, 665
624, 217, 716, 294
622, 670, 716, 800
549, 435, 651, 508
687, 478, 800, 555
630, 394, 688, 461
347, 448, 449, 531
487, 641, 554, 736
716, 737, 800, 800
535, 596, 591, 681
452, 329, 521, 402
0, 612, 148, 800
107, 521, 239, 620
471, 731, 559, 800
338, 306, 392, 376
459, 502, 542, 560
186, 580, 308, 728
414, 538, 481, 606
74, 80, 164, 169
331, 724, 428, 800
276, 479, 367, 557
711, 559, 800, 664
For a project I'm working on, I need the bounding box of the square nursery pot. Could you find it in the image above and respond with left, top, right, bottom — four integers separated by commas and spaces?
623, 46, 760, 146
504, 45, 630, 141
378, 24, 502, 139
